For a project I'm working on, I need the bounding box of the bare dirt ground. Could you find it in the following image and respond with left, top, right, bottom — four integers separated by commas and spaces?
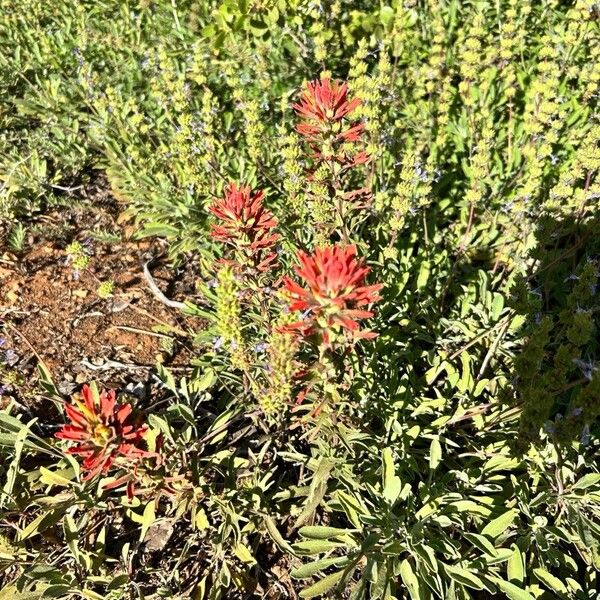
0, 181, 201, 416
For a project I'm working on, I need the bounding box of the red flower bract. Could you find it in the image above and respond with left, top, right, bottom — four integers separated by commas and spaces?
293, 78, 367, 166
209, 182, 279, 270
293, 78, 361, 126
56, 384, 151, 481
282, 245, 383, 344
293, 78, 364, 145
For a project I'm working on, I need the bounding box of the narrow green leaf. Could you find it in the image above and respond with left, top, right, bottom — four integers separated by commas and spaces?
464, 533, 498, 556
571, 473, 600, 491
299, 569, 344, 598
533, 568, 568, 594
429, 438, 442, 471
298, 526, 352, 540
488, 576, 535, 600
399, 559, 420, 600
264, 516, 297, 556
382, 448, 401, 504
445, 564, 484, 590
295, 458, 333, 528
293, 539, 343, 555
18, 507, 66, 541
506, 544, 525, 583
139, 501, 156, 542
291, 557, 349, 579
481, 509, 517, 539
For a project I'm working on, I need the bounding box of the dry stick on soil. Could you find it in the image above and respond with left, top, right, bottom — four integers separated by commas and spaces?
142, 261, 186, 310
108, 325, 174, 339
128, 304, 189, 338
4, 321, 50, 372
80, 358, 192, 372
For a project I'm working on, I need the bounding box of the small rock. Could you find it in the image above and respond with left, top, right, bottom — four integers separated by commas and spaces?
58, 381, 77, 395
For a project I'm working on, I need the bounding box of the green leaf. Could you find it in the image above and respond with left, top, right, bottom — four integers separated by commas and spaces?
491, 293, 504, 320
295, 458, 333, 528
379, 6, 395, 27
481, 509, 517, 539
299, 569, 345, 598
416, 261, 431, 290
192, 368, 215, 392
0, 585, 44, 600
233, 543, 256, 565
399, 559, 420, 600
429, 438, 442, 471
445, 564, 484, 590
293, 539, 343, 555
264, 516, 297, 556
382, 447, 401, 504
41, 585, 71, 598
18, 507, 67, 541
463, 533, 498, 556
482, 548, 514, 565
0, 414, 58, 456
37, 362, 59, 399
507, 545, 524, 583
457, 352, 473, 393
571, 473, 600, 491
1, 420, 29, 509
156, 363, 177, 394
336, 490, 368, 528
533, 568, 568, 594
291, 557, 350, 579
298, 526, 352, 540
63, 513, 80, 563
194, 508, 209, 531
39, 467, 73, 488
137, 222, 180, 238
413, 544, 437, 572
139, 501, 156, 542
488, 577, 535, 600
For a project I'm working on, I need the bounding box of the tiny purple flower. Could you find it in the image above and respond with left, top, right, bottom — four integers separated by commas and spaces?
5, 349, 18, 366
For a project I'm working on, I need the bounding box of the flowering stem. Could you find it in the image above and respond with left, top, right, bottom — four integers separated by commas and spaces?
335, 194, 350, 245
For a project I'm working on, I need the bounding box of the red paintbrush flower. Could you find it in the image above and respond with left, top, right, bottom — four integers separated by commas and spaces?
281, 245, 383, 345
294, 79, 361, 128
293, 78, 367, 165
56, 384, 153, 481
209, 182, 279, 270
294, 78, 364, 144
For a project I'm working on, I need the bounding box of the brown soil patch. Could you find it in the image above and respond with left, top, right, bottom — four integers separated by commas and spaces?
0, 182, 203, 415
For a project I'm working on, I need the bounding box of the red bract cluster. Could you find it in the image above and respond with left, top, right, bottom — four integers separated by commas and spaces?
209, 182, 279, 271
56, 385, 154, 492
293, 77, 369, 195
293, 78, 364, 143
282, 245, 382, 345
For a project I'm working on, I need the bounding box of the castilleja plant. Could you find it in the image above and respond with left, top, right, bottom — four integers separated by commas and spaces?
209, 181, 279, 273
293, 78, 370, 244
208, 181, 281, 374
293, 78, 366, 155
282, 244, 383, 348
56, 384, 156, 496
